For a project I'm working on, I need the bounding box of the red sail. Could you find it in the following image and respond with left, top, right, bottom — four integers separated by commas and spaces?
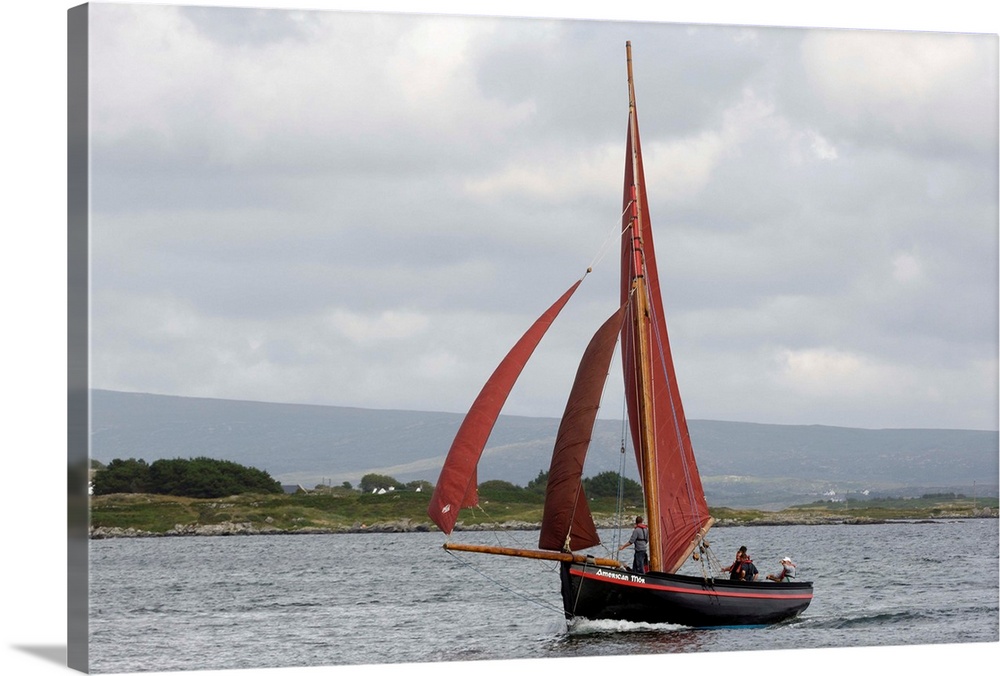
539, 306, 625, 553
620, 112, 714, 574
427, 280, 583, 535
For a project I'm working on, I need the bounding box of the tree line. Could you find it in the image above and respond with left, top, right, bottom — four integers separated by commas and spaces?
458, 470, 643, 501
94, 458, 643, 502
92, 457, 283, 498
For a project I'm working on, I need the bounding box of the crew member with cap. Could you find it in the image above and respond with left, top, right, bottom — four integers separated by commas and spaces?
767, 556, 797, 582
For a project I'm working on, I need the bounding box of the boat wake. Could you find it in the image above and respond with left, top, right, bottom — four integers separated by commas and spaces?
566, 616, 687, 635
553, 616, 709, 654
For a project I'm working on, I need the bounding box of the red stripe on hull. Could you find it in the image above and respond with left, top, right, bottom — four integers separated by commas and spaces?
569, 567, 814, 600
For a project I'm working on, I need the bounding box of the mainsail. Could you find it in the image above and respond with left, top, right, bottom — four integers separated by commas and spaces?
619, 44, 714, 574
427, 280, 583, 535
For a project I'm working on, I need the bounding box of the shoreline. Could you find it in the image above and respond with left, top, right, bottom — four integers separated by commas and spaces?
89, 511, 998, 539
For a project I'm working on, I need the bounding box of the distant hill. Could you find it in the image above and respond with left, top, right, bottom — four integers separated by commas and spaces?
90, 389, 999, 508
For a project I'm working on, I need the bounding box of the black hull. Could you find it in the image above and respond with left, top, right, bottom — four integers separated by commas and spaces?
560, 561, 813, 627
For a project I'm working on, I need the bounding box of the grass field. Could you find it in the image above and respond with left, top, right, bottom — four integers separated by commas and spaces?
90, 488, 999, 535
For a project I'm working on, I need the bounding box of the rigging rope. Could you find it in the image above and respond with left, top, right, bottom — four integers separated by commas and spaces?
442, 547, 567, 617
611, 386, 636, 556
588, 204, 634, 274
460, 503, 534, 552
614, 437, 628, 553
693, 538, 726, 581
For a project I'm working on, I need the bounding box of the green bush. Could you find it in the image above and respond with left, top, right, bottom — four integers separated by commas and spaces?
92, 458, 151, 495
359, 473, 405, 493
479, 480, 543, 503
92, 456, 282, 498
583, 471, 643, 501
525, 470, 548, 494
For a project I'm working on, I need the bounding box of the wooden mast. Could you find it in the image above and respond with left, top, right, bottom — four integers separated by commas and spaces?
625, 41, 664, 572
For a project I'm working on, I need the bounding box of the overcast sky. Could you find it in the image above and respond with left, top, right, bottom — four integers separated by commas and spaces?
82, 2, 998, 431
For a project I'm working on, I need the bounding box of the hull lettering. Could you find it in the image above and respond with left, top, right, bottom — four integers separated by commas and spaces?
595, 568, 646, 584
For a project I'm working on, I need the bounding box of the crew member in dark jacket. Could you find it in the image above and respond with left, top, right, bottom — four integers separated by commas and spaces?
738, 553, 759, 582
723, 545, 748, 580
619, 516, 649, 573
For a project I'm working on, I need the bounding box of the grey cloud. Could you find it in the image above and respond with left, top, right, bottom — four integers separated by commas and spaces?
86, 5, 997, 430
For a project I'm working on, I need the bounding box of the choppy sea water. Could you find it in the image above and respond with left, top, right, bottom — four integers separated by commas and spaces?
88, 519, 999, 673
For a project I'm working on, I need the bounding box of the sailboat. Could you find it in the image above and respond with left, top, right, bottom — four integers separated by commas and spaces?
427, 42, 813, 628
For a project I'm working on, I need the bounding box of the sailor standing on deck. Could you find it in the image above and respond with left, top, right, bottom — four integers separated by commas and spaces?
619, 516, 650, 573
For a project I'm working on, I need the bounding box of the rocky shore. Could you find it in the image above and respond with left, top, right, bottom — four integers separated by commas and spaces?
88, 508, 997, 539
90, 518, 547, 538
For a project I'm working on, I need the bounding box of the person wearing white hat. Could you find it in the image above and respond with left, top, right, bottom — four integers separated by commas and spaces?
767, 556, 797, 582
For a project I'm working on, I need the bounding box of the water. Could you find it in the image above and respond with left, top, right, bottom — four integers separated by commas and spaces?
89, 520, 999, 673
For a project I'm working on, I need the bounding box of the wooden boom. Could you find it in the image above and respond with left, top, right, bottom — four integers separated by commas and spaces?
443, 542, 624, 569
